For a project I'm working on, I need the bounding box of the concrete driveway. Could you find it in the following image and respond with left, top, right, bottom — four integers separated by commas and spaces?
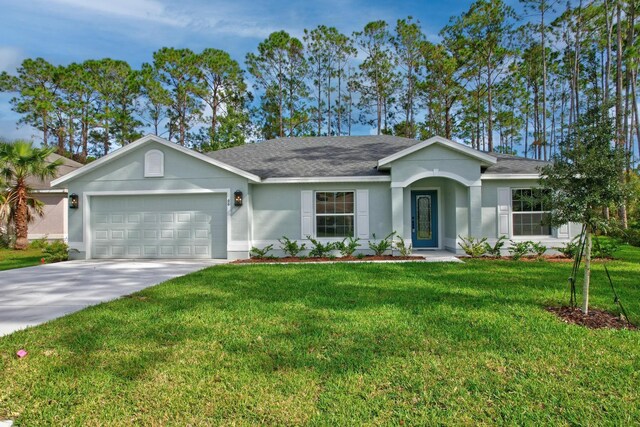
0, 259, 227, 337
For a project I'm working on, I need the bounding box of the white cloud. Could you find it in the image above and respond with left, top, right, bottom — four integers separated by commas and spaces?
41, 0, 189, 27
0, 46, 24, 73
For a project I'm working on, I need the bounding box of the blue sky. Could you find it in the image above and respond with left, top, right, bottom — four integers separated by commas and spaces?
0, 0, 504, 140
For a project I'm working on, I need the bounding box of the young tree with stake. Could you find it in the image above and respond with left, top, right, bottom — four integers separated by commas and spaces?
540, 106, 627, 314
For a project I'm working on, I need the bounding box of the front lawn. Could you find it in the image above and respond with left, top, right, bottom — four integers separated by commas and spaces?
0, 247, 43, 271
1, 246, 639, 425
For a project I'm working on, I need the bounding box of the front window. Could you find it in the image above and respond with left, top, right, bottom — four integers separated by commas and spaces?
315, 191, 354, 238
512, 188, 551, 236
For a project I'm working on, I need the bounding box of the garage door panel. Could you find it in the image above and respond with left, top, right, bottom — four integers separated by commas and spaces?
127, 214, 141, 223
144, 213, 157, 223
111, 230, 125, 239
91, 194, 226, 259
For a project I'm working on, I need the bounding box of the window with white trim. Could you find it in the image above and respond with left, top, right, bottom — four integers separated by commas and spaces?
315, 191, 354, 238
511, 188, 551, 236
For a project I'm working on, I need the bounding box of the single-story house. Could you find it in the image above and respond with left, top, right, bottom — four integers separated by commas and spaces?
27, 153, 83, 241
51, 134, 578, 260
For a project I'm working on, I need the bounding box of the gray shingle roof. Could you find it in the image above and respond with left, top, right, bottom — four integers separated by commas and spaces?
485, 153, 549, 175
207, 136, 546, 179
28, 153, 84, 190
208, 135, 418, 178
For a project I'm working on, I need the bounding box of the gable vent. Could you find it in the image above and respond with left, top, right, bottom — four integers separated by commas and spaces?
144, 149, 164, 177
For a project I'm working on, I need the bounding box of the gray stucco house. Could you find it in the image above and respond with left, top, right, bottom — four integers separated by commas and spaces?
52, 134, 578, 260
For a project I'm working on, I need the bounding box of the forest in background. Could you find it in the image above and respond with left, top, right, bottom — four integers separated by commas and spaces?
0, 0, 638, 175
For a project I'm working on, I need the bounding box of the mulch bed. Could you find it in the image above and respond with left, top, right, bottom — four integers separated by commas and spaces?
546, 306, 637, 330
232, 255, 422, 264
471, 255, 612, 263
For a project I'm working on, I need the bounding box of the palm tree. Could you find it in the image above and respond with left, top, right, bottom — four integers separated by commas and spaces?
0, 141, 62, 249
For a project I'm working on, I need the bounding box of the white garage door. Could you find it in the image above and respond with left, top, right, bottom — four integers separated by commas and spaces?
90, 194, 227, 259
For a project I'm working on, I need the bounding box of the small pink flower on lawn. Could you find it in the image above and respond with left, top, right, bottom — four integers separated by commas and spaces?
16, 349, 27, 358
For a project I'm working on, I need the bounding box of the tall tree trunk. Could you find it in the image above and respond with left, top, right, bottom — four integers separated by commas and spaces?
278, 72, 284, 138
632, 70, 640, 157
525, 81, 530, 158
445, 103, 452, 139
487, 63, 494, 152
582, 225, 592, 314
14, 184, 29, 250
377, 94, 382, 135
337, 72, 342, 136
317, 73, 322, 135
327, 73, 332, 136
574, 0, 583, 128
616, 1, 628, 228
42, 111, 49, 147
541, 1, 548, 161
211, 87, 218, 145
604, 0, 613, 109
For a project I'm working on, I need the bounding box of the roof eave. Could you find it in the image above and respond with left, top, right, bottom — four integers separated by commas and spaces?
481, 173, 541, 180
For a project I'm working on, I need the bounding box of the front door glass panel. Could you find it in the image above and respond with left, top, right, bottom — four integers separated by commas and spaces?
416, 195, 432, 240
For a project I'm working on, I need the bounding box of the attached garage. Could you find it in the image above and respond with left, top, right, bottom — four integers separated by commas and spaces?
89, 194, 228, 259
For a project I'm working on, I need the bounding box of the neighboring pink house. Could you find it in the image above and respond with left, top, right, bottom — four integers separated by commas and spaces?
27, 153, 83, 241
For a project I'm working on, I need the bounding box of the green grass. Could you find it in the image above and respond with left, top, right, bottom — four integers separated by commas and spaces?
1, 246, 640, 425
0, 247, 43, 271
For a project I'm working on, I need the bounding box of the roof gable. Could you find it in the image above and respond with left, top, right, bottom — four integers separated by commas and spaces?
377, 136, 497, 168
51, 135, 260, 187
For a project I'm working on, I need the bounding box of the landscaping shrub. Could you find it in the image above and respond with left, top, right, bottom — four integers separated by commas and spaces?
277, 236, 306, 257
558, 236, 620, 259
617, 227, 640, 247
557, 238, 579, 259
458, 235, 487, 258
306, 236, 335, 257
29, 237, 49, 249
592, 238, 619, 259
368, 232, 396, 256
484, 235, 507, 257
394, 235, 412, 256
509, 240, 532, 260
42, 241, 69, 263
0, 233, 14, 249
334, 237, 360, 257
250, 244, 274, 259
530, 242, 548, 260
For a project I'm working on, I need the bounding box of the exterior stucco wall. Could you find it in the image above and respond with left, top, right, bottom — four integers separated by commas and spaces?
481, 178, 580, 245
28, 193, 66, 240
63, 141, 250, 259
251, 181, 391, 241
389, 145, 482, 186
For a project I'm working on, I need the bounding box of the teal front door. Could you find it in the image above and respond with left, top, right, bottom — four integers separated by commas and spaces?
411, 191, 438, 248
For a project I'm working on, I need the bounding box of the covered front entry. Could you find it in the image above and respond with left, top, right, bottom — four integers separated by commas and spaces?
89, 194, 228, 259
411, 190, 438, 248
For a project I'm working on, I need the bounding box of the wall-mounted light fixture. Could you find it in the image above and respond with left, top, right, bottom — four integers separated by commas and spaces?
69, 193, 79, 209
234, 190, 243, 207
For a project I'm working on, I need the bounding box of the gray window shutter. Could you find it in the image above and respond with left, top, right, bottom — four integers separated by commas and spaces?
556, 223, 569, 238
301, 190, 313, 238
356, 189, 369, 239
497, 187, 511, 237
